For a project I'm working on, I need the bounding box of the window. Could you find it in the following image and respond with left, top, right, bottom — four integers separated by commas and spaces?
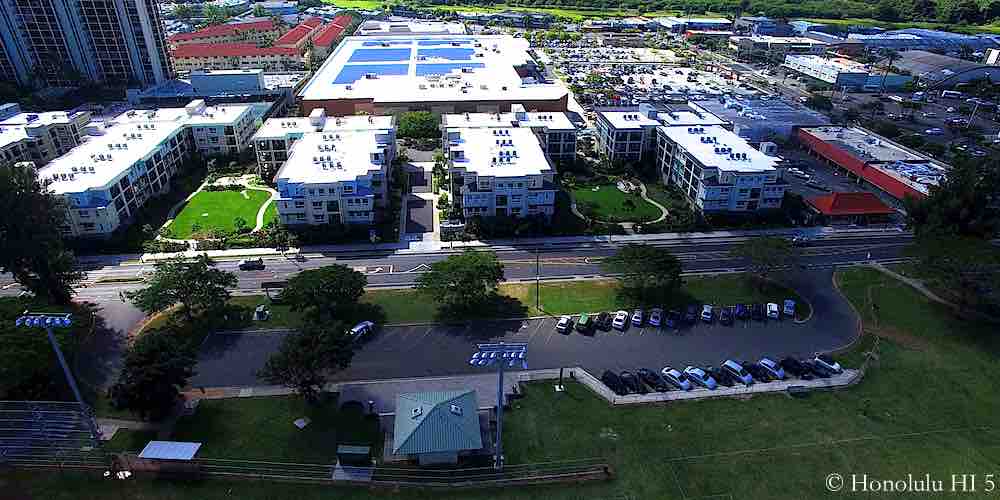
342, 185, 354, 194
294, 201, 305, 208
312, 201, 322, 208
78, 210, 90, 218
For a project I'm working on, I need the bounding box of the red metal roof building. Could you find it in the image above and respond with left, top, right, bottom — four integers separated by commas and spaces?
171, 43, 303, 72
273, 17, 324, 49
806, 191, 895, 225
312, 16, 354, 58
169, 20, 282, 47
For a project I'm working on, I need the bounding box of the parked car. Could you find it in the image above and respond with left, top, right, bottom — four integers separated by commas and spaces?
758, 357, 786, 380
766, 302, 781, 320
701, 304, 714, 323
779, 357, 814, 380
684, 366, 718, 390
803, 359, 833, 378
790, 234, 812, 246
648, 308, 663, 328
751, 303, 765, 321
349, 321, 375, 341
735, 304, 749, 320
666, 310, 681, 329
783, 299, 796, 317
612, 310, 629, 330
720, 306, 733, 325
238, 258, 265, 270
707, 366, 734, 387
813, 353, 843, 374
925, 127, 944, 135
556, 315, 573, 334
745, 362, 772, 383
631, 309, 644, 327
575, 313, 593, 333
596, 311, 613, 331
637, 368, 669, 392
601, 370, 627, 396
660, 367, 692, 391
722, 359, 753, 385
685, 304, 698, 323
620, 370, 646, 394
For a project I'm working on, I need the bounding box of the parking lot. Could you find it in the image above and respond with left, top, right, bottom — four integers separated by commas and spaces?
191, 271, 858, 388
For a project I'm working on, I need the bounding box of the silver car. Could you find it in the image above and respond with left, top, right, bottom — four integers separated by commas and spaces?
660, 367, 692, 391
612, 310, 629, 331
684, 366, 718, 390
721, 359, 753, 385
759, 357, 786, 380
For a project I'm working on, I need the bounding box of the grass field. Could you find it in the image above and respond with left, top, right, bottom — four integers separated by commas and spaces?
262, 201, 278, 226
572, 184, 663, 223
321, 0, 382, 10
167, 189, 271, 238
15, 266, 1000, 498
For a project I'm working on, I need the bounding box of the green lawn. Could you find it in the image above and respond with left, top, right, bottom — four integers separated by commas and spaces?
572, 184, 662, 223
167, 189, 270, 238
104, 429, 158, 453
321, 0, 382, 9
170, 395, 380, 462
262, 200, 278, 226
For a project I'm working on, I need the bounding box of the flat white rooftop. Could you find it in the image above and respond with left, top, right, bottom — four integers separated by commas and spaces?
731, 35, 828, 46
660, 125, 776, 172
449, 127, 552, 178
0, 110, 90, 149
298, 34, 566, 104
253, 114, 394, 140
38, 103, 253, 194
276, 129, 385, 184
356, 20, 467, 36
442, 110, 574, 131
783, 55, 870, 73
656, 107, 727, 127
599, 110, 661, 130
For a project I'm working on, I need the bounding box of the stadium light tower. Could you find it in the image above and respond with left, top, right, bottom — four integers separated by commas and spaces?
15, 312, 100, 440
469, 341, 527, 472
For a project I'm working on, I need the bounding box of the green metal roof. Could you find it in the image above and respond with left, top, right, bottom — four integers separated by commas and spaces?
392, 390, 483, 455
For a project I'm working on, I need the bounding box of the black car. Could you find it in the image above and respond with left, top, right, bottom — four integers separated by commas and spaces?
720, 306, 734, 326
619, 371, 646, 394
779, 357, 814, 380
736, 304, 750, 320
665, 310, 682, 329
596, 312, 613, 331
637, 368, 670, 392
684, 304, 698, 323
707, 366, 735, 387
803, 359, 833, 379
745, 362, 772, 383
751, 303, 765, 321
601, 370, 627, 395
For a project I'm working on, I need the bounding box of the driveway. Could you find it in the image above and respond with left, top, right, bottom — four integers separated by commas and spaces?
190, 270, 858, 387
404, 195, 433, 234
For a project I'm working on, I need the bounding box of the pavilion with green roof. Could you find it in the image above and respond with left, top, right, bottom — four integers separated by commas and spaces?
392, 390, 483, 465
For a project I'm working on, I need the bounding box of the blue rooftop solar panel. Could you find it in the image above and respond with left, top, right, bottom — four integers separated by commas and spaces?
417, 48, 474, 61
415, 63, 485, 76
348, 48, 412, 62
335, 64, 409, 84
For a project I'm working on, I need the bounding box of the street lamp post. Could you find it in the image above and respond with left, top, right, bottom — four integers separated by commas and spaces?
469, 342, 527, 472
15, 312, 101, 441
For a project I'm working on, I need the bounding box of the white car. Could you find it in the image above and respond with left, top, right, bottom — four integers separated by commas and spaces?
631, 309, 644, 327
813, 354, 843, 373
648, 308, 663, 327
661, 367, 692, 390
766, 302, 781, 320
349, 321, 375, 341
612, 310, 629, 331
925, 127, 944, 135
556, 315, 573, 334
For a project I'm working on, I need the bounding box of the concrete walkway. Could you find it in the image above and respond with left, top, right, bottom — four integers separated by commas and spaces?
157, 175, 277, 246
871, 263, 955, 308
568, 179, 669, 226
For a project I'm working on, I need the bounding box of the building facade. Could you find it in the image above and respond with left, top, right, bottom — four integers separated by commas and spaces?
170, 43, 304, 73
0, 104, 92, 166
0, 0, 173, 87
441, 104, 577, 165
730, 36, 828, 63
656, 125, 787, 212
168, 20, 283, 47
595, 107, 661, 164
251, 109, 396, 227
36, 100, 258, 238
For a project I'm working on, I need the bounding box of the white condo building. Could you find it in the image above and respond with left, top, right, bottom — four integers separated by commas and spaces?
441, 104, 577, 164
655, 125, 788, 212
251, 109, 396, 227
35, 100, 257, 238
444, 126, 556, 219
0, 104, 93, 167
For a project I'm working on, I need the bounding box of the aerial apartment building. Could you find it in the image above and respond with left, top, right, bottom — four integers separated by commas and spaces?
656, 125, 788, 212
0, 104, 92, 166
251, 109, 396, 227
595, 104, 726, 164
171, 43, 304, 72
34, 100, 257, 238
168, 19, 285, 47
309, 15, 354, 60
443, 126, 557, 219
441, 104, 577, 165
0, 0, 173, 87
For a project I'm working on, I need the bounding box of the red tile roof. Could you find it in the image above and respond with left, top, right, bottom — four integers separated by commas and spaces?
806, 192, 895, 216
332, 15, 353, 27
303, 16, 323, 28
170, 20, 276, 42
274, 24, 314, 46
171, 43, 300, 58
313, 23, 347, 47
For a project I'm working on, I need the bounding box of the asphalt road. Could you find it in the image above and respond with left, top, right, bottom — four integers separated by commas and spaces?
191, 269, 857, 387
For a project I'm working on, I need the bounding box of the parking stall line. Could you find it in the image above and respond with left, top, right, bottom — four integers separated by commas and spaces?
526, 319, 547, 342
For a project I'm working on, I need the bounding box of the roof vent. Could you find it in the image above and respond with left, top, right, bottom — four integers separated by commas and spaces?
449, 404, 463, 416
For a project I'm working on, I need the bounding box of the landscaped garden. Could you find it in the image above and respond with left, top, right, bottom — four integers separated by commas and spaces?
166, 189, 271, 239
571, 183, 663, 223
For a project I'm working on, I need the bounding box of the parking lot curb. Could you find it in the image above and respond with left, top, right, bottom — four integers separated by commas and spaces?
827, 269, 866, 356
385, 315, 556, 328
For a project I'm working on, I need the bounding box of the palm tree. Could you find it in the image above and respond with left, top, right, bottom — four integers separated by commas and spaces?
878, 48, 900, 95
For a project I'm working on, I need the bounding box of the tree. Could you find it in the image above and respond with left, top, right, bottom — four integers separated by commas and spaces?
878, 48, 899, 95
202, 4, 229, 25
108, 331, 196, 420
397, 111, 440, 139
233, 216, 249, 234
172, 3, 195, 21
875, 0, 899, 21
416, 250, 505, 312
280, 265, 366, 321
0, 164, 84, 305
731, 237, 795, 289
905, 158, 1000, 238
253, 4, 268, 17
126, 255, 237, 322
804, 94, 833, 112
601, 244, 682, 304
258, 322, 354, 404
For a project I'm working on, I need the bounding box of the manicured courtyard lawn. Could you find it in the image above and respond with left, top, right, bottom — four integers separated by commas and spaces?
262, 201, 278, 226
572, 184, 662, 222
167, 189, 271, 238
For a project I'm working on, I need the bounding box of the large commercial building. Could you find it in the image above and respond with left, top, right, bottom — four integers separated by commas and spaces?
734, 17, 793, 37
730, 36, 828, 63
354, 19, 466, 36
297, 32, 567, 116
656, 16, 732, 33
251, 110, 396, 226
656, 125, 787, 212
889, 50, 998, 88
847, 28, 999, 53
797, 126, 947, 203
35, 100, 258, 238
0, 104, 92, 166
441, 104, 577, 165
691, 97, 829, 143
126, 69, 306, 117
443, 125, 557, 219
0, 0, 173, 87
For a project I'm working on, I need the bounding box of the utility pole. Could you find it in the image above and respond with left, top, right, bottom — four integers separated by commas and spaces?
535, 249, 540, 312
470, 342, 527, 471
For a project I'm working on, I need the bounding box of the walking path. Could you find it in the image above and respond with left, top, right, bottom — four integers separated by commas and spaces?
871, 263, 955, 308
157, 174, 278, 246
568, 179, 669, 227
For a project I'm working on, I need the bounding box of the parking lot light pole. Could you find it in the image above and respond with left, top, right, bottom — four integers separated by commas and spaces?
15, 312, 100, 441
470, 342, 527, 472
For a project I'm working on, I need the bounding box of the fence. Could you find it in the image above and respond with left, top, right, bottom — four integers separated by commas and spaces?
0, 401, 107, 471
